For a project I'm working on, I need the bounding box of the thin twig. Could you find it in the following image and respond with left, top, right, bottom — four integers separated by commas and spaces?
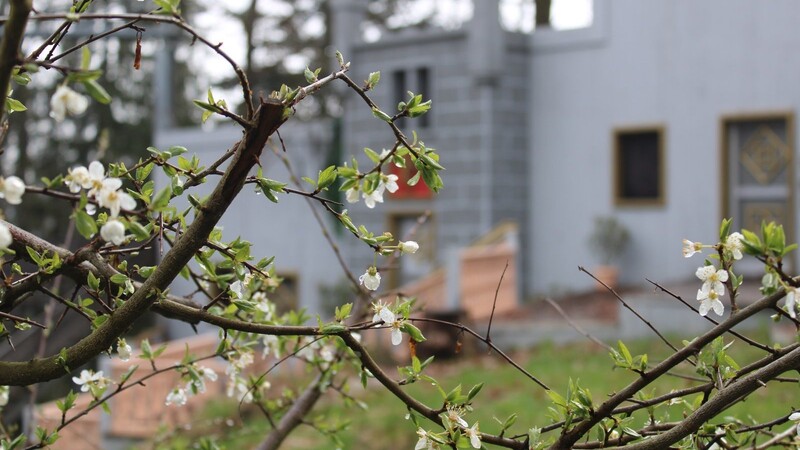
543, 297, 612, 350
646, 279, 775, 353
484, 261, 508, 346
409, 316, 549, 390
579, 266, 679, 353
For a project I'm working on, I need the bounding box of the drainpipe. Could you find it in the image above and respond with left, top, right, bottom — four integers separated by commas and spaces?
468, 1, 504, 234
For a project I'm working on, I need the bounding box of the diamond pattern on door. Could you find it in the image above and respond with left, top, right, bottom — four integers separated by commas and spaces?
739, 125, 790, 185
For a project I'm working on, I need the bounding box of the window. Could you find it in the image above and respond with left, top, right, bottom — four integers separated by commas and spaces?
387, 213, 436, 289
271, 273, 298, 314
416, 68, 431, 128
392, 67, 431, 129
392, 70, 406, 128
613, 126, 665, 205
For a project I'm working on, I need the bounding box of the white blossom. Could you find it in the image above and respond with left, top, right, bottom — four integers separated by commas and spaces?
789, 412, 800, 435
226, 377, 270, 403
72, 369, 107, 393
229, 280, 245, 299
165, 388, 188, 406
399, 240, 419, 254
371, 300, 395, 324
697, 285, 725, 317
696, 265, 728, 293
465, 422, 481, 449
226, 350, 255, 375
116, 338, 132, 361
0, 223, 12, 250
345, 186, 360, 204
97, 178, 136, 217
783, 288, 798, 319
65, 166, 90, 193
682, 239, 703, 258
389, 316, 404, 346
252, 292, 275, 318
359, 267, 381, 291
381, 173, 399, 193
445, 406, 468, 428
84, 161, 108, 199
188, 365, 218, 394
50, 85, 89, 122
101, 219, 126, 245
262, 334, 281, 359
0, 176, 25, 205
362, 187, 384, 208
724, 232, 744, 260
415, 428, 435, 450
0, 386, 8, 407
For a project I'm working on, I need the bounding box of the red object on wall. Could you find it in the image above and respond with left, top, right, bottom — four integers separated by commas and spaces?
390, 157, 433, 199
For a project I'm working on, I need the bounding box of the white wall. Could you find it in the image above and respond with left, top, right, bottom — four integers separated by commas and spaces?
528, 0, 800, 295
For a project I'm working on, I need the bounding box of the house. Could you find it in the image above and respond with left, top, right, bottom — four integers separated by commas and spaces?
335, 0, 800, 302
156, 0, 800, 323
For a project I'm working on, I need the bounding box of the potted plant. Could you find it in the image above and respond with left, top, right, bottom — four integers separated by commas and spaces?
587, 216, 630, 291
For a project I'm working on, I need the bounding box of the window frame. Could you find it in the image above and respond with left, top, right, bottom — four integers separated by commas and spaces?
385, 211, 437, 289
612, 124, 667, 207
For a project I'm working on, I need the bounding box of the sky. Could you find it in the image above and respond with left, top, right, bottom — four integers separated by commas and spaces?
194, 0, 594, 80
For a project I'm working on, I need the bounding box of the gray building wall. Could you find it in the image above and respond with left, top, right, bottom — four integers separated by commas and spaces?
528, 0, 800, 295
343, 13, 531, 288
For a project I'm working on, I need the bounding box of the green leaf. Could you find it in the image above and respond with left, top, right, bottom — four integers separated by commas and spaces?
82, 79, 111, 105
401, 322, 426, 342
74, 210, 98, 239
467, 383, 484, 401
150, 185, 172, 211
364, 147, 381, 163
304, 67, 317, 83
92, 314, 108, 329
87, 271, 100, 291
109, 274, 129, 285
371, 107, 392, 123
366, 71, 380, 89
316, 165, 337, 190
137, 265, 155, 279
26, 246, 42, 265
618, 340, 633, 365
81, 47, 91, 71
320, 323, 346, 334
5, 97, 26, 113
127, 221, 150, 241
719, 218, 732, 241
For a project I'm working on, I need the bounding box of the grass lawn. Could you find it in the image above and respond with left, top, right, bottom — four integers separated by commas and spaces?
144, 325, 798, 449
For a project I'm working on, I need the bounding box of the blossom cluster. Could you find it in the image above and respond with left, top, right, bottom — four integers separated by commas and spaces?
345, 149, 401, 209
165, 363, 218, 407
372, 300, 404, 346
64, 161, 136, 245
683, 230, 800, 318
416, 406, 481, 449
346, 172, 399, 208
683, 232, 744, 317
358, 240, 419, 292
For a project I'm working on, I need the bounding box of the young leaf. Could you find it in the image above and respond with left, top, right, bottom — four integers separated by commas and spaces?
82, 80, 112, 104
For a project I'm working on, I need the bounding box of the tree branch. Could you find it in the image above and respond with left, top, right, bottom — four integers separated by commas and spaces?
0, 0, 32, 124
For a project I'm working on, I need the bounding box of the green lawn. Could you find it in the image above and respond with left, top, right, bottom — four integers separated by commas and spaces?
145, 327, 798, 449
